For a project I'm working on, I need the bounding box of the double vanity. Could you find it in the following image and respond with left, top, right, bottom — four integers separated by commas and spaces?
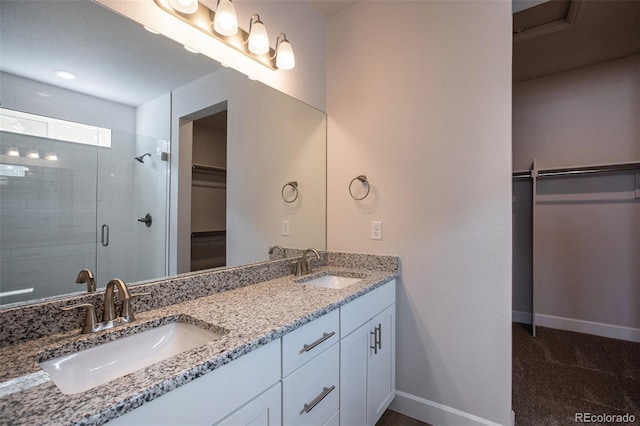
0, 252, 398, 425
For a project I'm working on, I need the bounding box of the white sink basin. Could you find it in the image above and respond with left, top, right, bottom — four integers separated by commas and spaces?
300, 274, 363, 289
40, 322, 221, 395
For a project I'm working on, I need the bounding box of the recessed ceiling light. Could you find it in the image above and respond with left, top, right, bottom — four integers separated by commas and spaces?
26, 148, 40, 159
54, 70, 78, 80
7, 146, 20, 157
184, 45, 200, 54
45, 151, 58, 161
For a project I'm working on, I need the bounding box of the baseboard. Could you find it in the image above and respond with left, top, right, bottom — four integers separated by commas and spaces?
389, 391, 507, 426
535, 314, 640, 343
512, 310, 532, 324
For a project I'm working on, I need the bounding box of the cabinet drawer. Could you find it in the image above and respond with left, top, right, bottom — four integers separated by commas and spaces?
283, 343, 339, 426
341, 279, 396, 338
282, 309, 339, 376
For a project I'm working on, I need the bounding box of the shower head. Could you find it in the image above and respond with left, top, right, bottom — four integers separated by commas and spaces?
134, 153, 151, 163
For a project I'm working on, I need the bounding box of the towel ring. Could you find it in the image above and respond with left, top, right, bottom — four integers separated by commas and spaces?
281, 181, 299, 203
349, 175, 370, 200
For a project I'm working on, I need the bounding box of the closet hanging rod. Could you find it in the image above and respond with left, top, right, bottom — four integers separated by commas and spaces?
512, 161, 640, 180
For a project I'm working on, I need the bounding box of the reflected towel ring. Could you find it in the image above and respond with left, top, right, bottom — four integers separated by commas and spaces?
281, 181, 299, 203
349, 175, 370, 200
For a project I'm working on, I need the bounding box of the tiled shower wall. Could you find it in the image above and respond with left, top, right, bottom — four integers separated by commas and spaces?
0, 73, 167, 304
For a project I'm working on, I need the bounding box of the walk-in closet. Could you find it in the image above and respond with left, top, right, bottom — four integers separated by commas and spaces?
190, 110, 227, 271
511, 1, 639, 424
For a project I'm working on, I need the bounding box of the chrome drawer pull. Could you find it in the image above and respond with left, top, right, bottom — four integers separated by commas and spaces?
302, 385, 336, 414
300, 331, 335, 354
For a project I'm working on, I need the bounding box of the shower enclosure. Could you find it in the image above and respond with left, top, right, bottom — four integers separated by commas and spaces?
0, 107, 169, 305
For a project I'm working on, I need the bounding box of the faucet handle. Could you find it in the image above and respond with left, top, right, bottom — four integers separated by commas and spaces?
120, 292, 150, 321
291, 260, 303, 277
61, 303, 98, 334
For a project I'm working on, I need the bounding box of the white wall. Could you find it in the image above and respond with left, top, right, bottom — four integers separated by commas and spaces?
327, 2, 512, 425
512, 56, 640, 340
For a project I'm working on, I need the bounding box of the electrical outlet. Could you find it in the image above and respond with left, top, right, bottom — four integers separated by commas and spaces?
371, 221, 382, 240
281, 220, 290, 236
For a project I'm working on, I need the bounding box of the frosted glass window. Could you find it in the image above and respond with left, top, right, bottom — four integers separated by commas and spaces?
0, 108, 111, 148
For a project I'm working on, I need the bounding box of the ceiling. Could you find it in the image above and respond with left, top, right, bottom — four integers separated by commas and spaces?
513, 0, 640, 82
0, 0, 221, 107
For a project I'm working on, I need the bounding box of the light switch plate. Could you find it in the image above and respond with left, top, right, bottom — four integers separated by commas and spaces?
281, 220, 290, 236
371, 221, 382, 240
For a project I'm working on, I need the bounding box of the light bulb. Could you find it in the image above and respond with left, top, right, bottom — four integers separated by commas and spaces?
276, 38, 295, 70
7, 146, 20, 157
169, 0, 198, 14
248, 16, 269, 54
213, 0, 238, 36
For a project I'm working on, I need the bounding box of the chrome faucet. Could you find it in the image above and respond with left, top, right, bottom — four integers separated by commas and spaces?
293, 248, 320, 277
61, 278, 149, 333
76, 269, 96, 293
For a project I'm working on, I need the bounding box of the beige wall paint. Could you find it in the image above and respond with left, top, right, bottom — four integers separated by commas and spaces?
513, 55, 640, 171
327, 2, 512, 425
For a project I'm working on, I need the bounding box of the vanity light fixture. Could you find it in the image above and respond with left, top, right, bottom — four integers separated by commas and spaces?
154, 0, 295, 70
247, 14, 269, 54
274, 33, 295, 70
26, 148, 40, 159
45, 151, 58, 161
213, 0, 238, 36
169, 0, 198, 14
6, 146, 20, 157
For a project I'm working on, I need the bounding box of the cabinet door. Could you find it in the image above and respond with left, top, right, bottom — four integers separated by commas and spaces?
339, 323, 369, 426
216, 383, 281, 426
367, 304, 395, 426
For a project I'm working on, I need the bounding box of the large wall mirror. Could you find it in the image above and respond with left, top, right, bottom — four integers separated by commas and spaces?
0, 0, 326, 306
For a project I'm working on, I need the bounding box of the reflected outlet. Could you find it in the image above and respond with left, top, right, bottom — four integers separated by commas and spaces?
281, 220, 290, 236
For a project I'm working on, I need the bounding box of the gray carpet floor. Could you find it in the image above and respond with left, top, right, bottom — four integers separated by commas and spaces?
512, 323, 640, 425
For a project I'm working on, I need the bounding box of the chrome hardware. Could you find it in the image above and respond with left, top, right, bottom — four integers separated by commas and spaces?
370, 324, 382, 354
75, 269, 96, 293
301, 385, 335, 414
300, 331, 335, 354
349, 175, 370, 200
370, 329, 378, 354
281, 181, 298, 203
292, 248, 320, 277
101, 224, 109, 247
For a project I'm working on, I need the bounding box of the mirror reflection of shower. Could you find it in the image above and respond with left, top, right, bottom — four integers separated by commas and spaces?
134, 153, 151, 163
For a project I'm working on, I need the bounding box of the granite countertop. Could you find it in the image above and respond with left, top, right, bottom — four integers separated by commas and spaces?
0, 265, 397, 425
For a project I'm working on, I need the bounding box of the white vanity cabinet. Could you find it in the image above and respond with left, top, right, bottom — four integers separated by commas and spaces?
107, 280, 395, 426
340, 280, 396, 426
282, 308, 340, 425
107, 339, 281, 426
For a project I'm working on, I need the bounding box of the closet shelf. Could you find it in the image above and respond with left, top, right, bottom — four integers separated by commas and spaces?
191, 230, 226, 238
192, 164, 227, 173
513, 161, 640, 180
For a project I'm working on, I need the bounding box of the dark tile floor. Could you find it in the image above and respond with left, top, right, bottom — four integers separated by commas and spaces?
512, 323, 640, 426
376, 409, 431, 426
